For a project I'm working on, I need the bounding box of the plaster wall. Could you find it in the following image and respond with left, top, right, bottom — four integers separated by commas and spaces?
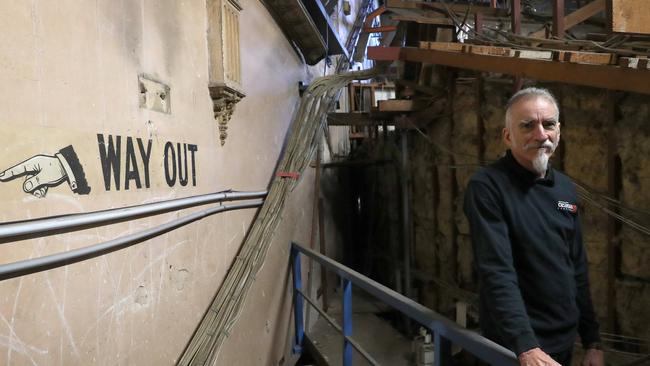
0, 0, 332, 365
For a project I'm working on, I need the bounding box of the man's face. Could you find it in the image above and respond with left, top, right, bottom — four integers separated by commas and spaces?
503, 96, 560, 176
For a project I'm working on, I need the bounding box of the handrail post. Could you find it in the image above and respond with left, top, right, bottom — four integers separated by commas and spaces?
342, 278, 353, 366
291, 246, 304, 354
434, 332, 452, 366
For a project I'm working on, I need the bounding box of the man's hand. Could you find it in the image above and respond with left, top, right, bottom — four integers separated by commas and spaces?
0, 154, 68, 197
581, 348, 604, 366
518, 348, 561, 366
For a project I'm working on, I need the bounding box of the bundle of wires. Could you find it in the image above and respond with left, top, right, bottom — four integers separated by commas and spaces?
178, 66, 379, 365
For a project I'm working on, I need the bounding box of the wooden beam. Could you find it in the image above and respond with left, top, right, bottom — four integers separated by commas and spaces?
530, 0, 605, 38
565, 0, 605, 29
363, 25, 398, 33
463, 44, 514, 57
419, 41, 464, 52
390, 14, 454, 26
367, 46, 650, 94
611, 0, 650, 35
394, 79, 443, 96
385, 0, 509, 17
378, 99, 414, 112
514, 49, 553, 60
552, 50, 617, 65
327, 112, 411, 127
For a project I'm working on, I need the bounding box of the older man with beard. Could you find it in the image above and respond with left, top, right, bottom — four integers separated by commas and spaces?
464, 88, 604, 366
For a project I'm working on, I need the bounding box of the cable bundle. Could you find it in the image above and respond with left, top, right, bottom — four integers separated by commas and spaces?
178, 67, 378, 365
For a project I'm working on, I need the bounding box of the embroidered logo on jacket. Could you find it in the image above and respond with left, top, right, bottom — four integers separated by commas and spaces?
557, 200, 577, 213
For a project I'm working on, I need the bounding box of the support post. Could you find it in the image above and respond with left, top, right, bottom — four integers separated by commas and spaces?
553, 0, 565, 38
292, 247, 305, 354
511, 0, 521, 34
434, 332, 452, 366
474, 13, 484, 35
318, 198, 329, 312
606, 91, 619, 332
342, 278, 353, 366
511, 0, 521, 90
400, 131, 412, 299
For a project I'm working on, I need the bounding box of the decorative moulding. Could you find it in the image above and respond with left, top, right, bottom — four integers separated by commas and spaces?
207, 0, 245, 146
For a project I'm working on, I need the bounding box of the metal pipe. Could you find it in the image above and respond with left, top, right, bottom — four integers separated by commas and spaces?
0, 190, 267, 241
0, 200, 263, 281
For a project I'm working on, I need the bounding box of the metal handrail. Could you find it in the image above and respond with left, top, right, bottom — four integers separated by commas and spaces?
0, 190, 266, 241
0, 200, 263, 281
290, 242, 519, 366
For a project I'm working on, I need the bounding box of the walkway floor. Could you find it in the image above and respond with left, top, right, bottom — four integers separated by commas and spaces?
305, 289, 413, 366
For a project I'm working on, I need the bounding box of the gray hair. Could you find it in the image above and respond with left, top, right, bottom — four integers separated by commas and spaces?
505, 87, 560, 128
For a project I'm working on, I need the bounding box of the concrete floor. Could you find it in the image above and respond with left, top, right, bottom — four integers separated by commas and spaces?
305, 289, 413, 366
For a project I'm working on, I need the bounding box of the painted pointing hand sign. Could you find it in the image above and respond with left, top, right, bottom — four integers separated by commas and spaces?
0, 154, 67, 197
0, 146, 90, 198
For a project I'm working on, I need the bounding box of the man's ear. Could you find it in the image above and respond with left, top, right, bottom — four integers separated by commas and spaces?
502, 127, 512, 147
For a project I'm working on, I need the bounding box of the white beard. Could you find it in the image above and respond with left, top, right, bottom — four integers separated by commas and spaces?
512, 138, 558, 176
531, 150, 550, 176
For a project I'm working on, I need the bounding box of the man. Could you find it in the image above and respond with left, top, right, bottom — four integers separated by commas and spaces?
464, 88, 604, 366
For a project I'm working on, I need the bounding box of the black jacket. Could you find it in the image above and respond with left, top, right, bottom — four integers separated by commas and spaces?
464, 150, 600, 355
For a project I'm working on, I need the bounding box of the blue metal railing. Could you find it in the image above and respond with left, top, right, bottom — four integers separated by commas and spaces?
290, 242, 519, 366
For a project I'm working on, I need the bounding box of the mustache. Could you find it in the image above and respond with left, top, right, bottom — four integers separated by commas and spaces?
524, 140, 555, 150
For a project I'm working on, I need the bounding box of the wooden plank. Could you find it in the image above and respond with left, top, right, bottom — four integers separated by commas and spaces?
378, 99, 414, 112
611, 0, 650, 35
514, 49, 553, 60
462, 44, 514, 57
639, 58, 650, 69
385, 0, 509, 17
421, 41, 464, 52
367, 46, 650, 94
530, 0, 605, 38
349, 132, 368, 139
565, 0, 605, 28
618, 57, 639, 68
394, 79, 442, 96
390, 14, 454, 26
363, 25, 398, 33
328, 112, 410, 127
552, 50, 617, 65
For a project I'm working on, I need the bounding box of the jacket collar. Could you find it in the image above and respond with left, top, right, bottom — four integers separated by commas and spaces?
503, 150, 555, 187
